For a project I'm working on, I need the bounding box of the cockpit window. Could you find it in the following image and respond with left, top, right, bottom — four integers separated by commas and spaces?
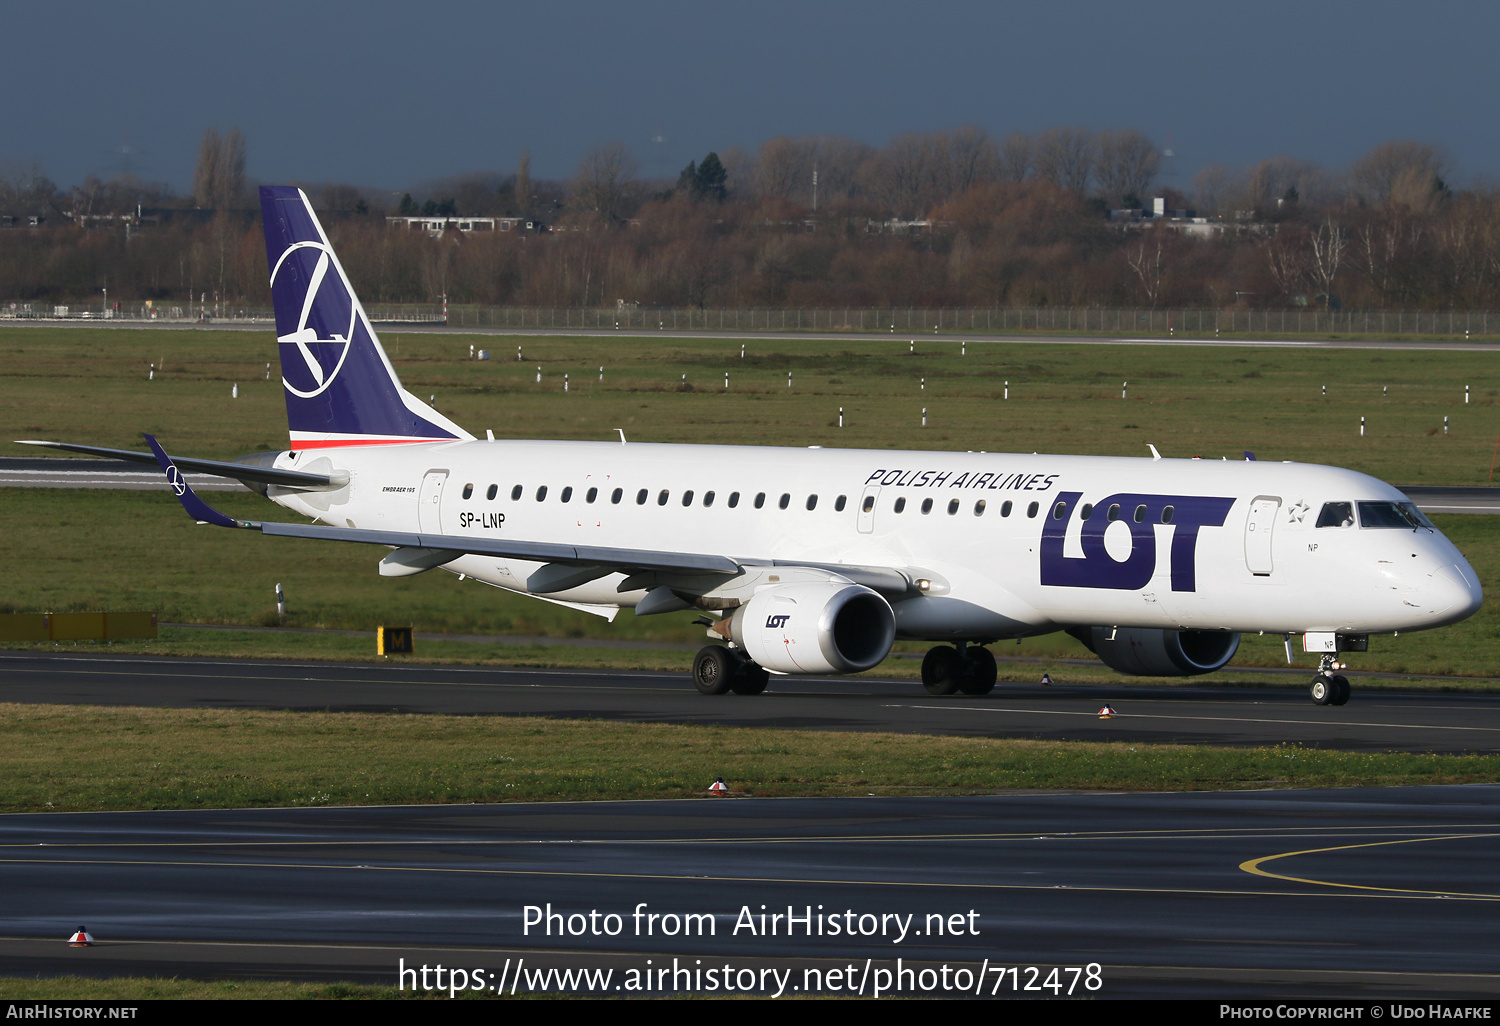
1316, 501, 1354, 528
1358, 501, 1434, 530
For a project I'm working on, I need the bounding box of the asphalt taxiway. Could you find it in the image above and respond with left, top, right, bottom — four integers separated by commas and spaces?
2, 652, 1498, 754
3, 787, 1499, 997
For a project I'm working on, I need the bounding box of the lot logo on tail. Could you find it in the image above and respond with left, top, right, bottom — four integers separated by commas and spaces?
1040, 491, 1234, 592
270, 240, 355, 399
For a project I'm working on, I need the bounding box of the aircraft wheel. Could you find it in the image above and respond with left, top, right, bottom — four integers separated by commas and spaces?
1330, 674, 1351, 706
1310, 675, 1334, 706
922, 645, 963, 695
958, 646, 998, 695
693, 645, 735, 695
730, 661, 770, 695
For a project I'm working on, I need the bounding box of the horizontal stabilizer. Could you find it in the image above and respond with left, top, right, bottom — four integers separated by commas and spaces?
14, 440, 346, 490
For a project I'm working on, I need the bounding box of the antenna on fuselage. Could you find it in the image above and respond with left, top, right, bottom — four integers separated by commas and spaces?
616, 429, 627, 445
1147, 444, 1162, 461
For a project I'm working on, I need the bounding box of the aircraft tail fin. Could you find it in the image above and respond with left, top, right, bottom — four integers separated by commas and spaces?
259, 186, 472, 450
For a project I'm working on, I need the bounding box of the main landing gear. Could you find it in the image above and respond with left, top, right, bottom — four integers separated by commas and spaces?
920, 642, 998, 696
1310, 654, 1351, 706
693, 645, 771, 696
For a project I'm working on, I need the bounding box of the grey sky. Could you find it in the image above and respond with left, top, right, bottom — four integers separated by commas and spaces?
5, 0, 1492, 194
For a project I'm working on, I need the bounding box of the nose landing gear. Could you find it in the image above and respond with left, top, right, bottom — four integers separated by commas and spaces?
1310, 654, 1351, 706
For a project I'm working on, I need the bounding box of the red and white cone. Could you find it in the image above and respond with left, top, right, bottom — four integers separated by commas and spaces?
1040, 673, 1053, 686
1098, 705, 1116, 719
68, 926, 93, 947
708, 777, 728, 796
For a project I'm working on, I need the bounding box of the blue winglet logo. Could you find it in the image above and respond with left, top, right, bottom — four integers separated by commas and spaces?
143, 434, 244, 529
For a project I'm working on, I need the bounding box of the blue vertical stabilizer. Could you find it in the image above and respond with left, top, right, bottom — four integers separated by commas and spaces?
259, 186, 471, 449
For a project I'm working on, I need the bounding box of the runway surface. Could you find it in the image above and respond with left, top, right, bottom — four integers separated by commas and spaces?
3, 652, 1498, 754
3, 787, 1499, 997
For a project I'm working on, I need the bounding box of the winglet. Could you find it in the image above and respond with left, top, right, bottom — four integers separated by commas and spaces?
143, 434, 248, 529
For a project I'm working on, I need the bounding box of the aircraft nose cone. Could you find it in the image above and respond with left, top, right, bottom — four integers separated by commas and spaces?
1430, 562, 1484, 623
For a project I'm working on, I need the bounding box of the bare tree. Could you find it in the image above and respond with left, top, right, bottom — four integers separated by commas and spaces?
997, 133, 1032, 183
1350, 140, 1447, 206
515, 152, 531, 216
754, 137, 811, 202
1032, 127, 1093, 195
1192, 163, 1239, 219
933, 126, 998, 197
192, 128, 245, 209
1094, 129, 1159, 207
864, 133, 935, 217
1263, 231, 1309, 298
1307, 215, 1345, 308
1126, 233, 1165, 306
570, 142, 638, 223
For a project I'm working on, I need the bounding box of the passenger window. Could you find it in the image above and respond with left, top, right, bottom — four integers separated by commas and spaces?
862, 495, 875, 513
636, 489, 648, 505
611, 488, 623, 504
754, 492, 766, 509
704, 491, 715, 507
586, 487, 598, 503
535, 485, 547, 501
486, 484, 498, 501
779, 493, 790, 509
920, 498, 933, 515
894, 497, 906, 513
806, 494, 818, 510
1316, 501, 1354, 528
682, 490, 694, 506
1052, 501, 1067, 520
511, 485, 522, 501
974, 499, 986, 516
1080, 503, 1093, 520
1001, 500, 1012, 517
658, 489, 670, 506
947, 499, 960, 515
835, 495, 847, 512
728, 492, 740, 508
560, 486, 572, 503
1107, 503, 1120, 521
1027, 501, 1039, 518
1134, 504, 1146, 523
462, 483, 474, 499
1161, 505, 1174, 524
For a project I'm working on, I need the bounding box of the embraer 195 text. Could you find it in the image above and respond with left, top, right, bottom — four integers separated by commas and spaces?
22, 187, 1484, 705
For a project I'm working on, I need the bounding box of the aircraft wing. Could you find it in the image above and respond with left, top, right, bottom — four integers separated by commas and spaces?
15, 439, 345, 491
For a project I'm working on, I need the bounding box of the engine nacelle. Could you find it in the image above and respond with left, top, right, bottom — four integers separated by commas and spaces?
728, 583, 895, 674
1070, 626, 1240, 677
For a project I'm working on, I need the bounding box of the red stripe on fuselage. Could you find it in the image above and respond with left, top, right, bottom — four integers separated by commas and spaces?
289, 437, 455, 450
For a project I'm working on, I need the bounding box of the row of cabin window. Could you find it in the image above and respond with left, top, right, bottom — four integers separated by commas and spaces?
458, 480, 1049, 519
1050, 500, 1178, 524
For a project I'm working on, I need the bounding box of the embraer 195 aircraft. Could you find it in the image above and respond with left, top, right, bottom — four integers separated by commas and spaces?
23, 187, 1485, 705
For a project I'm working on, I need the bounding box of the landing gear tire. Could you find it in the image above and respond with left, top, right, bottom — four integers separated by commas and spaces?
693, 645, 735, 695
958, 646, 998, 695
1330, 674, 1351, 706
922, 645, 963, 695
730, 660, 770, 695
1310, 674, 1335, 706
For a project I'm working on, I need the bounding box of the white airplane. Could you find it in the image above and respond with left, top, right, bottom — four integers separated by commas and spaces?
21, 187, 1484, 705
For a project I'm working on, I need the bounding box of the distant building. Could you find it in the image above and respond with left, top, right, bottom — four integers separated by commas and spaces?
386, 215, 545, 236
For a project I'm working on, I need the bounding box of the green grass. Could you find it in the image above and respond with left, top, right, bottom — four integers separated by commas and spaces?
5, 704, 1498, 815
5, 326, 1500, 483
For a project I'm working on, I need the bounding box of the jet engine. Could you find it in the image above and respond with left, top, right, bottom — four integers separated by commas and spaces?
727, 583, 895, 675
1068, 626, 1240, 677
